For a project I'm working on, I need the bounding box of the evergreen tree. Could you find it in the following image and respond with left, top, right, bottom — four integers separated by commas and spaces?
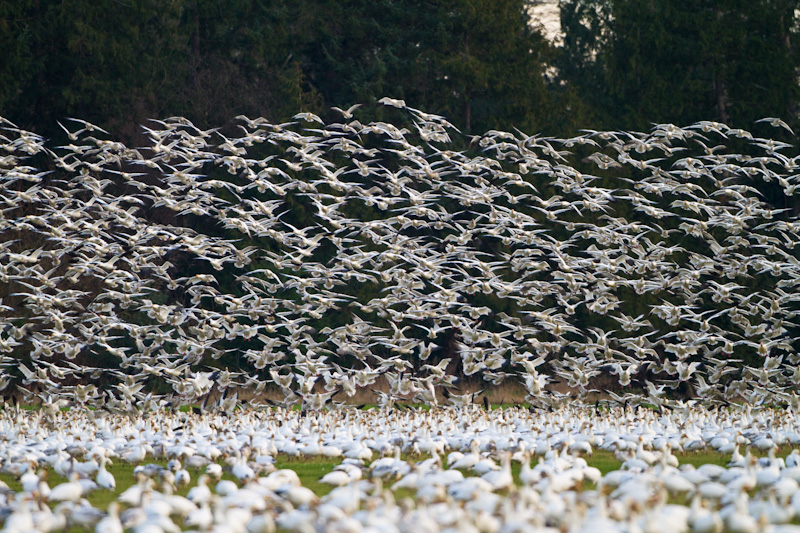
558, 0, 800, 131
0, 0, 562, 140
422, 0, 556, 134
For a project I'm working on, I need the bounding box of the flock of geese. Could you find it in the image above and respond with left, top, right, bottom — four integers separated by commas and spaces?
1, 99, 800, 412
0, 404, 797, 532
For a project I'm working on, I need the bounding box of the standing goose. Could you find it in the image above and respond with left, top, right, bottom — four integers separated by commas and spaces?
96, 456, 115, 490
48, 473, 83, 503
95, 502, 123, 533
481, 453, 513, 491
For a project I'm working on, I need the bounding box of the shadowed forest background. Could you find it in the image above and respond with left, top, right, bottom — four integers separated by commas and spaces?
1, 0, 800, 407
1, 0, 799, 143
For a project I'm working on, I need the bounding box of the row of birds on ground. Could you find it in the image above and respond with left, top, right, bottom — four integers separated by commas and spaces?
0, 404, 799, 532
1, 99, 800, 411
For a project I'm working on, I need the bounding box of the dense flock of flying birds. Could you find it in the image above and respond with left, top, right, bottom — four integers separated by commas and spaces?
1, 98, 800, 413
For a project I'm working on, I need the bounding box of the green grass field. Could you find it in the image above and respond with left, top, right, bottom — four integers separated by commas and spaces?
5, 444, 792, 513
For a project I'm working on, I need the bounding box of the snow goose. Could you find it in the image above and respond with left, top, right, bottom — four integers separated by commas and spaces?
449, 440, 481, 471
205, 463, 223, 481
278, 485, 318, 508
785, 449, 800, 469
391, 470, 420, 491
258, 469, 301, 491
184, 500, 214, 530
446, 451, 464, 468
230, 453, 256, 484
519, 453, 541, 486
448, 476, 494, 501
470, 456, 499, 476
245, 513, 275, 533
335, 461, 363, 481
635, 437, 658, 465
697, 463, 728, 481
319, 470, 352, 487
661, 471, 696, 497
414, 447, 443, 475
122, 442, 148, 464
96, 456, 115, 490
187, 475, 213, 504
20, 464, 40, 493
5, 496, 36, 533
753, 435, 776, 455
369, 447, 409, 480
56, 499, 106, 529
481, 453, 513, 491
174, 468, 190, 488
728, 445, 746, 468
343, 438, 373, 461
298, 436, 323, 457
215, 479, 239, 497
95, 502, 123, 533
119, 476, 154, 507
568, 432, 593, 456
721, 493, 761, 533
275, 508, 315, 533
48, 473, 83, 503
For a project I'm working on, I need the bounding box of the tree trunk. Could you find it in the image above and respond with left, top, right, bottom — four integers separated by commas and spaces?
714, 71, 729, 125
191, 4, 200, 57
465, 87, 471, 132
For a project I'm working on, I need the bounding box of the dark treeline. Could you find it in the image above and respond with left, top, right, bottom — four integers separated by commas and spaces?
1, 0, 798, 143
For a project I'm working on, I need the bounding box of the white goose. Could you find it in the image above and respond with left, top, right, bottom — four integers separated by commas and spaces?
449, 440, 482, 471
48, 473, 83, 503
95, 502, 123, 533
96, 456, 115, 490
481, 453, 513, 491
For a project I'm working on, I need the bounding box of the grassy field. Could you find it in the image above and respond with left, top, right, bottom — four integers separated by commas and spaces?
4, 444, 792, 513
